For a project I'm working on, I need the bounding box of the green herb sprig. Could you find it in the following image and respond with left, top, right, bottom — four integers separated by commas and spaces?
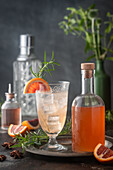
30, 51, 60, 79
11, 130, 48, 153
11, 119, 71, 153
105, 110, 113, 122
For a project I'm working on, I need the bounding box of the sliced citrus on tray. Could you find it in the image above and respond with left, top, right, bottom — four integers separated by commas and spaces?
8, 124, 28, 138
94, 143, 113, 164
24, 78, 50, 93
22, 118, 40, 130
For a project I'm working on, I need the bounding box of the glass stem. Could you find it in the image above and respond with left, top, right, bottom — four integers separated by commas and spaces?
48, 136, 57, 147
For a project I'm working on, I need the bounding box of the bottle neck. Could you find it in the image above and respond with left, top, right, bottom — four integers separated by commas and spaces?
20, 47, 34, 55
81, 70, 94, 95
6, 97, 15, 102
96, 60, 104, 71
5, 93, 15, 102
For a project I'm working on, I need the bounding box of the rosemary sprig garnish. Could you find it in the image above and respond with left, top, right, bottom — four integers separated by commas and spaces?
11, 119, 71, 153
11, 130, 48, 153
30, 51, 60, 79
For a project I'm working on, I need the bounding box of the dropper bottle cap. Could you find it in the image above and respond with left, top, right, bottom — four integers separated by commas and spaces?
5, 84, 15, 99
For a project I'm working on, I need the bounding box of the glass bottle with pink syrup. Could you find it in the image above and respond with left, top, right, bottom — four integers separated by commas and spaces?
72, 63, 105, 152
1, 84, 21, 130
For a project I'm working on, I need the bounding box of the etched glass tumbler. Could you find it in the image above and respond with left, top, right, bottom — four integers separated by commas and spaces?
36, 81, 70, 151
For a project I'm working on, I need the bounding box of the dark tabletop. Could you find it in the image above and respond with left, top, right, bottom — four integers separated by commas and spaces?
0, 130, 113, 170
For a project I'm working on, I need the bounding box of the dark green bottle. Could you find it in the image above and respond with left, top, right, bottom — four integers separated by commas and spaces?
94, 60, 111, 110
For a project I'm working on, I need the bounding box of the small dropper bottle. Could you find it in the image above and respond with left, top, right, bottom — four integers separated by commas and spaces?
1, 84, 21, 130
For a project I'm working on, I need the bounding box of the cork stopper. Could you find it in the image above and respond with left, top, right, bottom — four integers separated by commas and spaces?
81, 63, 95, 70
81, 63, 95, 78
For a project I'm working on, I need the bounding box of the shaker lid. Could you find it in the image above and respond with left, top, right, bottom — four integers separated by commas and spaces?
20, 34, 34, 48
81, 63, 95, 70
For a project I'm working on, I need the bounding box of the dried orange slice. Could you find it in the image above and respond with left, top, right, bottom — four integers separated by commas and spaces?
22, 118, 40, 130
8, 124, 28, 138
94, 143, 113, 164
24, 78, 50, 93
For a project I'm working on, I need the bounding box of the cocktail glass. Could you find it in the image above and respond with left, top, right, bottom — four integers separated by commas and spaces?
36, 81, 70, 151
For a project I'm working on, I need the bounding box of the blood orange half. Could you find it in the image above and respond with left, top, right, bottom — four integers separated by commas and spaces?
94, 143, 113, 164
22, 118, 40, 130
8, 124, 28, 138
24, 78, 50, 93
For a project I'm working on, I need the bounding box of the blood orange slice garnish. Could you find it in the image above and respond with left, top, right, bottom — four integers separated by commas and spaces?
94, 143, 113, 164
24, 78, 50, 93
8, 124, 28, 138
22, 118, 40, 130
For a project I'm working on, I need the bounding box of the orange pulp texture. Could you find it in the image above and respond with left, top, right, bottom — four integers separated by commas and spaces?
72, 106, 105, 152
24, 78, 50, 93
94, 143, 113, 164
8, 124, 28, 137
22, 118, 39, 130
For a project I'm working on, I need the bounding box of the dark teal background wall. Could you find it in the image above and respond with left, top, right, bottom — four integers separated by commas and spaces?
0, 0, 113, 113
